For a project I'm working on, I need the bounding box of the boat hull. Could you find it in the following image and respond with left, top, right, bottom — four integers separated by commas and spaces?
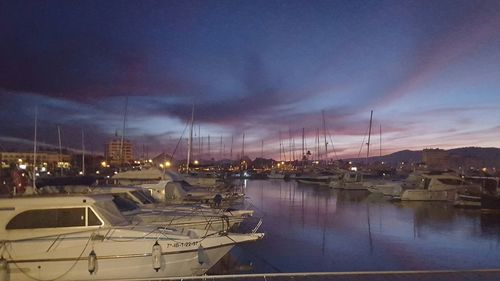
401, 189, 456, 201
481, 193, 500, 213
3, 229, 263, 281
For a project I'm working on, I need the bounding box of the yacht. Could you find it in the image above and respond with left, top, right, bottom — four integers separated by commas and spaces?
0, 195, 264, 280
112, 168, 243, 203
329, 171, 368, 190
38, 185, 255, 232
398, 173, 477, 201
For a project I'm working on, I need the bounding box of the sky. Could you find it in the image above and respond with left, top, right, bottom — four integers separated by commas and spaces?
1, 0, 500, 161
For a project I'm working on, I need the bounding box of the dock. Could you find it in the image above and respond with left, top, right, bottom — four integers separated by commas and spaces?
120, 269, 500, 281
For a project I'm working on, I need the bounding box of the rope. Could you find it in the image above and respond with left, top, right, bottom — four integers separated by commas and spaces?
3, 232, 93, 281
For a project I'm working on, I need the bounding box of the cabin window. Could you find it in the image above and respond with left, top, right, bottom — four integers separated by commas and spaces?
131, 190, 156, 204
6, 208, 86, 229
112, 195, 140, 212
87, 207, 102, 226
437, 179, 464, 185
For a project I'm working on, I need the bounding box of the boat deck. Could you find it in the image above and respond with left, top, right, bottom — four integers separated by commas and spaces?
125, 269, 500, 281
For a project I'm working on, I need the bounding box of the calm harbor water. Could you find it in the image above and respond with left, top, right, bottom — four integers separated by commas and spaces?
211, 179, 500, 274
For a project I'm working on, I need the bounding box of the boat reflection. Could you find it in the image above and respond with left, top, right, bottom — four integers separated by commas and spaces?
225, 179, 500, 273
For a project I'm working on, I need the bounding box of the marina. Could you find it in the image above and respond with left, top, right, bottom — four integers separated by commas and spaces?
213, 179, 500, 275
2, 1, 500, 280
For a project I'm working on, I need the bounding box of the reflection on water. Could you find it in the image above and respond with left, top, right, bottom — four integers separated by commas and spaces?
210, 179, 500, 274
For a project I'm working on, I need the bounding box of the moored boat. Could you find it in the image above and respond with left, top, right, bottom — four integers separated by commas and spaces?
0, 194, 264, 280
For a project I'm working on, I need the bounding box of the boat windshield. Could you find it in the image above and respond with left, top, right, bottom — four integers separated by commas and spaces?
131, 190, 157, 204
93, 200, 130, 226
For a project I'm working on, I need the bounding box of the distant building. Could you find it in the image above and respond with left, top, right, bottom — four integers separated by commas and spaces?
105, 139, 134, 165
422, 148, 449, 170
0, 151, 71, 170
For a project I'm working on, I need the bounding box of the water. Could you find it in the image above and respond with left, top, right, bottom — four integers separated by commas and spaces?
211, 179, 500, 274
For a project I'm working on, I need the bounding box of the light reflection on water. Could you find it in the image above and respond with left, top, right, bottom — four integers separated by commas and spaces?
211, 179, 500, 274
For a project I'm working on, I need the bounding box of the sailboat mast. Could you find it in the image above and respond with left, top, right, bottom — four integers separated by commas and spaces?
219, 135, 222, 160
261, 139, 264, 158
366, 110, 373, 165
187, 105, 194, 172
230, 135, 233, 160
302, 128, 305, 159
57, 125, 63, 175
241, 133, 245, 159
379, 124, 382, 159
82, 128, 85, 175
322, 110, 328, 162
120, 96, 128, 167
32, 107, 38, 194
316, 128, 320, 161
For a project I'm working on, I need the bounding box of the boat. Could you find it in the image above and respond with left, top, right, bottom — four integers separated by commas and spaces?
399, 173, 478, 201
365, 180, 403, 196
329, 171, 368, 190
112, 168, 243, 203
112, 195, 252, 232
37, 184, 255, 232
0, 194, 264, 280
295, 171, 340, 186
479, 177, 500, 213
267, 170, 285, 179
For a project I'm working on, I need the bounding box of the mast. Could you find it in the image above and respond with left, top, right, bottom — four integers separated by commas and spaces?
261, 139, 264, 158
32, 106, 38, 194
230, 135, 233, 160
187, 105, 194, 172
302, 128, 305, 160
366, 110, 373, 165
219, 135, 223, 160
322, 111, 328, 162
82, 128, 85, 175
57, 125, 63, 175
379, 124, 382, 159
241, 133, 245, 159
120, 96, 128, 167
198, 125, 201, 160
316, 128, 320, 161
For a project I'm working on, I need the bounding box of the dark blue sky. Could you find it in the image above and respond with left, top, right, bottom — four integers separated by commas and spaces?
1, 0, 500, 160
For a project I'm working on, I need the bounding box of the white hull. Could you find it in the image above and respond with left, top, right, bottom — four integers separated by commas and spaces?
3, 229, 262, 281
401, 189, 456, 201
330, 181, 367, 190
6, 244, 232, 280
366, 183, 402, 196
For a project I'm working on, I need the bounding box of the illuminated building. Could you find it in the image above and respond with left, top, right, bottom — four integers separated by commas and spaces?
105, 139, 134, 165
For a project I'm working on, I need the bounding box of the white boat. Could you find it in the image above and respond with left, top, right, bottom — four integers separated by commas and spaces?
112, 168, 243, 203
296, 171, 339, 186
38, 185, 255, 232
365, 180, 404, 196
183, 171, 220, 188
399, 173, 477, 201
329, 171, 367, 190
0, 195, 264, 280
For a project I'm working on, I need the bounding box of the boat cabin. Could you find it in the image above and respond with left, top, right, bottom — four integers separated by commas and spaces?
0, 194, 129, 241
